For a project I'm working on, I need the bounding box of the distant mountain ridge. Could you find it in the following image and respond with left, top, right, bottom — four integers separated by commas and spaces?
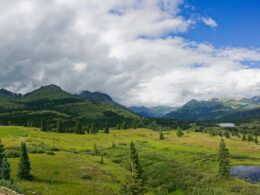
129, 106, 177, 118
0, 88, 21, 98
164, 96, 260, 121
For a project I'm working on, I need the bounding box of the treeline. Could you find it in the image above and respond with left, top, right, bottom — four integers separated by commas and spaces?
26, 118, 144, 134
0, 141, 31, 183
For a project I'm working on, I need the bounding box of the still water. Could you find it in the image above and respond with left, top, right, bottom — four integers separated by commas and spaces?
231, 166, 260, 181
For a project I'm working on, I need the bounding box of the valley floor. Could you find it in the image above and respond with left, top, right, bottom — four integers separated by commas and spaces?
1, 126, 260, 194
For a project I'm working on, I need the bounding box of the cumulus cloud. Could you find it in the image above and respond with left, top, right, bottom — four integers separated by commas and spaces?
201, 17, 218, 28
0, 0, 259, 106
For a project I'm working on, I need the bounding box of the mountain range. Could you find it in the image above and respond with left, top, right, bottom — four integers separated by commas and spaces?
164, 97, 260, 121
129, 106, 177, 118
0, 84, 140, 128
1, 84, 260, 124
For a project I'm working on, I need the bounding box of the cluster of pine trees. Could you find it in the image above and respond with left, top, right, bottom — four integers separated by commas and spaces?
0, 141, 31, 182
27, 117, 143, 134
241, 134, 258, 143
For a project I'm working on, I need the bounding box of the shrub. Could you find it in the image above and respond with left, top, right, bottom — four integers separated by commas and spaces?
80, 174, 92, 180
47, 151, 55, 155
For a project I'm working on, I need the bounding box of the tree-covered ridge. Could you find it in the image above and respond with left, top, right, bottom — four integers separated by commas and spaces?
0, 85, 142, 130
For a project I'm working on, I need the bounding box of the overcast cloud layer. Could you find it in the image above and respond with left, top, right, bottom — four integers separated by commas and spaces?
0, 0, 260, 106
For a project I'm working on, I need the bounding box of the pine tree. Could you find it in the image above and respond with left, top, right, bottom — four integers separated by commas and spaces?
159, 130, 164, 140
247, 134, 254, 142
17, 142, 31, 179
255, 136, 258, 144
218, 139, 230, 178
176, 130, 184, 137
40, 119, 47, 131
129, 141, 144, 195
224, 131, 230, 138
116, 123, 121, 130
242, 134, 246, 141
104, 123, 109, 134
90, 123, 97, 134
57, 119, 64, 133
0, 140, 5, 178
75, 120, 83, 134
121, 122, 127, 129
1, 156, 10, 180
27, 120, 31, 127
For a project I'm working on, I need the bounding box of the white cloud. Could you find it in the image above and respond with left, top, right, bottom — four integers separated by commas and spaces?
0, 0, 259, 107
202, 17, 218, 28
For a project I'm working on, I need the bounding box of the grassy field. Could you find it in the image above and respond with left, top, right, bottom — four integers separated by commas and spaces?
1, 126, 260, 194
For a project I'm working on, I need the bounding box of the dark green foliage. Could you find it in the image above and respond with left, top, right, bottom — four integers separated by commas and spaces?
40, 119, 47, 131
116, 123, 121, 129
89, 123, 98, 134
56, 119, 64, 133
0, 140, 5, 178
242, 134, 246, 141
75, 120, 83, 134
159, 130, 164, 140
104, 123, 109, 134
0, 85, 141, 130
129, 141, 144, 195
223, 131, 230, 138
247, 134, 254, 142
17, 142, 31, 180
218, 139, 230, 178
176, 130, 184, 137
120, 122, 127, 129
1, 156, 10, 180
255, 136, 259, 144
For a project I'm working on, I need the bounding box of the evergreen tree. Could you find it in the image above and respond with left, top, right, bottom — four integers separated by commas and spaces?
121, 121, 127, 129
176, 130, 184, 137
27, 120, 31, 127
90, 123, 97, 134
159, 130, 164, 140
57, 119, 64, 133
224, 131, 230, 139
242, 134, 246, 141
0, 140, 5, 178
75, 120, 83, 134
116, 123, 121, 129
104, 123, 109, 134
218, 139, 230, 178
255, 136, 258, 144
17, 142, 31, 179
1, 156, 10, 180
40, 119, 47, 131
129, 141, 144, 195
247, 134, 254, 142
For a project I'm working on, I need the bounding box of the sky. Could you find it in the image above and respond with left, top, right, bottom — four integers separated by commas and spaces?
0, 0, 260, 107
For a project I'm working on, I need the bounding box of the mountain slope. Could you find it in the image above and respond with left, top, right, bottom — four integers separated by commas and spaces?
77, 90, 119, 105
0, 85, 141, 128
129, 106, 176, 118
164, 98, 260, 121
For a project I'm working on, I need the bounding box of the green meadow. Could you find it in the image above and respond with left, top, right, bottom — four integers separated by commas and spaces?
1, 126, 260, 194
